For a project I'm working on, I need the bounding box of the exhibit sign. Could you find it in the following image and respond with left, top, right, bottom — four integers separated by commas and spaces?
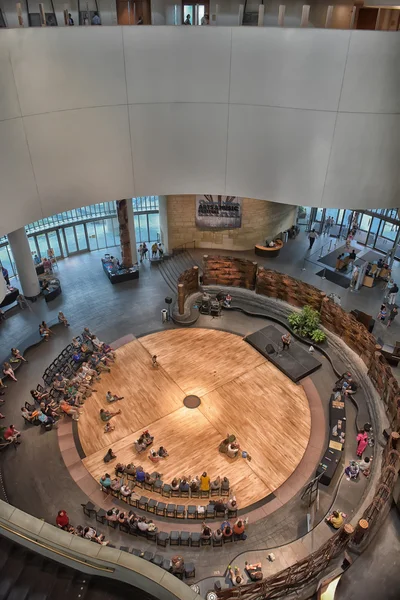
196, 195, 242, 229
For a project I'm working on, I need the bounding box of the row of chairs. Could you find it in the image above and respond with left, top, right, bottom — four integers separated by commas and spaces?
118, 546, 195, 580
101, 488, 237, 520
42, 335, 85, 385
82, 502, 244, 549
120, 471, 231, 500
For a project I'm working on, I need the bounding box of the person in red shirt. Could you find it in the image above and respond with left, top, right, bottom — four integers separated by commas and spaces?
56, 510, 69, 530
4, 424, 21, 444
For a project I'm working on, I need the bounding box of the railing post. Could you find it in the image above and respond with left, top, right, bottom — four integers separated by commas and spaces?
178, 284, 185, 315
325, 5, 333, 28
238, 4, 244, 25
352, 519, 369, 546
278, 5, 285, 26
39, 3, 46, 26
301, 5, 310, 27
258, 4, 264, 25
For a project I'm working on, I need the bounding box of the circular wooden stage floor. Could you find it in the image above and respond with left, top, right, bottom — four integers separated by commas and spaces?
79, 328, 311, 510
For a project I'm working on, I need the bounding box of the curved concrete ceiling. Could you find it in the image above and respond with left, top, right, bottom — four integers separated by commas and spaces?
0, 27, 399, 236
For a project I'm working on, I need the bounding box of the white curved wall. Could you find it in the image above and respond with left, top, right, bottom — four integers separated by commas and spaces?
0, 27, 399, 236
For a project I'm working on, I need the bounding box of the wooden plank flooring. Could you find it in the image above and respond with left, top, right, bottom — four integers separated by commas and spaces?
79, 328, 311, 508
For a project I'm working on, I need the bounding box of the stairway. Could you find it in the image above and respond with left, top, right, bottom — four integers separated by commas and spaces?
0, 534, 157, 600
158, 249, 200, 294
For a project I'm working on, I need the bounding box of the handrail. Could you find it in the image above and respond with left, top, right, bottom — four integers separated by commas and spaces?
0, 521, 114, 573
172, 240, 196, 254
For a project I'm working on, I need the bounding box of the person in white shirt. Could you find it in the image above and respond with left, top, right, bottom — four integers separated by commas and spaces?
308, 229, 318, 250
91, 12, 101, 24
137, 518, 149, 532
201, 13, 209, 24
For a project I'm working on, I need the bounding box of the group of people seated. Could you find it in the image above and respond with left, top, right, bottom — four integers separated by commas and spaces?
201, 517, 247, 543
106, 507, 157, 533
228, 561, 263, 586
56, 510, 110, 545
333, 371, 358, 397
134, 430, 154, 453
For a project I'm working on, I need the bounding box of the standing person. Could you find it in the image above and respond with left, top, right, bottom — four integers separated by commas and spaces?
201, 13, 209, 24
138, 244, 143, 262
68, 12, 74, 25
388, 282, 398, 305
308, 229, 318, 250
350, 265, 359, 290
184, 13, 191, 24
58, 311, 70, 327
347, 249, 357, 269
151, 242, 158, 258
281, 332, 291, 351
142, 242, 148, 260
387, 305, 398, 328
356, 429, 368, 458
91, 11, 101, 24
137, 15, 143, 24
158, 243, 164, 258
1, 265, 10, 286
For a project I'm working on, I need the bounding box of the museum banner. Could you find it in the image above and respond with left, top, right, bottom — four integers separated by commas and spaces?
196, 195, 242, 229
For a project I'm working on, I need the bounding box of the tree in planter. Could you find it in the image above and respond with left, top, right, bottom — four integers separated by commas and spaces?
287, 305, 326, 343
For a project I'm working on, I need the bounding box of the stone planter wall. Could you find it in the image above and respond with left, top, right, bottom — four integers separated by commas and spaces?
202, 255, 257, 290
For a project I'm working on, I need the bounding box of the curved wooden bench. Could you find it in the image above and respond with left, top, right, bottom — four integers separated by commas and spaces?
254, 240, 284, 258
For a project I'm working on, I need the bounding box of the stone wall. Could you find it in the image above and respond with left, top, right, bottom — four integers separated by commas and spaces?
166, 195, 297, 251
177, 266, 199, 315
203, 255, 258, 290
201, 255, 400, 431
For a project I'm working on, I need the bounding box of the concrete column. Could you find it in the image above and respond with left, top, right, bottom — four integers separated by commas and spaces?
301, 5, 310, 27
278, 5, 285, 26
116, 199, 137, 267
258, 4, 264, 25
0, 273, 7, 304
7, 227, 40, 299
158, 196, 169, 253
238, 4, 244, 25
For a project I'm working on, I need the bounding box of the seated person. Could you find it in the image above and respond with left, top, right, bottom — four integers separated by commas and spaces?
226, 496, 238, 511
120, 484, 132, 498
221, 521, 233, 539
224, 294, 232, 307
233, 519, 246, 539
213, 528, 223, 542
228, 565, 244, 586
103, 448, 117, 463
179, 478, 189, 493
227, 441, 240, 459
326, 510, 344, 529
200, 523, 212, 540
82, 327, 94, 342
60, 400, 80, 420
72, 337, 81, 349
11, 348, 27, 363
219, 434, 236, 454
37, 410, 56, 427
245, 562, 263, 582
104, 422, 115, 433
106, 391, 124, 403
20, 406, 37, 423
149, 449, 160, 463
343, 378, 358, 396
190, 476, 200, 492
157, 446, 168, 458
100, 408, 121, 422
99, 473, 111, 488
125, 463, 136, 476
58, 311, 70, 327
200, 471, 210, 491
41, 321, 54, 335
74, 525, 84, 537
214, 498, 226, 513
3, 362, 17, 382
4, 424, 21, 443
56, 510, 70, 530
268, 240, 276, 248
171, 478, 180, 491
145, 472, 156, 485
334, 371, 352, 391
118, 511, 127, 525
221, 476, 230, 492
101, 343, 116, 360
142, 430, 154, 445
135, 436, 147, 453
359, 456, 372, 477
345, 460, 359, 480
110, 477, 122, 491
171, 555, 185, 576
106, 508, 119, 522
136, 467, 145, 483
137, 517, 149, 532
210, 476, 220, 490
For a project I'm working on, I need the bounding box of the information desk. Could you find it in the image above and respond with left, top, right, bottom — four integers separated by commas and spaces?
254, 239, 284, 258
101, 259, 139, 284
0, 287, 19, 308
316, 393, 346, 486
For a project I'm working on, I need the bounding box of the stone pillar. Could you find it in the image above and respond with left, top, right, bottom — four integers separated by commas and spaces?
116, 199, 137, 268
7, 227, 40, 299
158, 196, 169, 253
352, 519, 369, 546
0, 272, 7, 304
178, 283, 185, 315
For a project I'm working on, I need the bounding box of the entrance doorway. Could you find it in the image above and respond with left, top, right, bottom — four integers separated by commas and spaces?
182, 2, 209, 25
116, 0, 150, 24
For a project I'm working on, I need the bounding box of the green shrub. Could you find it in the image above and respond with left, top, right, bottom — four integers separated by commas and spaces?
287, 305, 325, 343
310, 329, 326, 343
